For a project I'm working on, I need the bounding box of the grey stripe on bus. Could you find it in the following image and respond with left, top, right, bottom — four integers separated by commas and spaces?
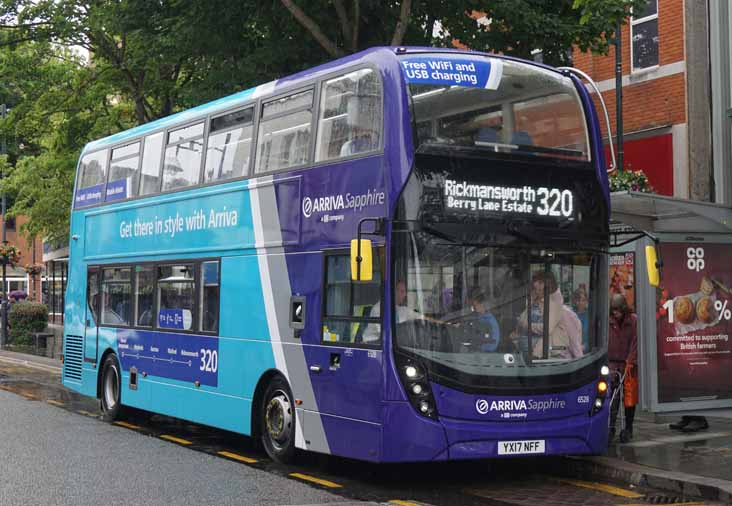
250, 176, 331, 454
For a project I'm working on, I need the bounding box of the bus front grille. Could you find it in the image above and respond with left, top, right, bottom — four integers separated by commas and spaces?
63, 335, 83, 381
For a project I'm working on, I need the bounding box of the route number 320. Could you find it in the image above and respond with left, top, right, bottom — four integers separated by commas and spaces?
536, 188, 573, 218
199, 348, 218, 373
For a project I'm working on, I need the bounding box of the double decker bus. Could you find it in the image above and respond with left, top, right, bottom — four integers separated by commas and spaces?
63, 47, 611, 463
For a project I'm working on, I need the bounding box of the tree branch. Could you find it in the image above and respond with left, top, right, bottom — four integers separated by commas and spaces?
280, 0, 344, 58
333, 0, 352, 48
351, 0, 359, 51
391, 0, 412, 46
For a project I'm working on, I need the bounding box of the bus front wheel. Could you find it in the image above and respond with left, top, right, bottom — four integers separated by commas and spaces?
100, 353, 124, 422
260, 376, 296, 463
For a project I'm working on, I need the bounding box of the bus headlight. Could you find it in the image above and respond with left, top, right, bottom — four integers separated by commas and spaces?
395, 352, 438, 420
601, 365, 610, 376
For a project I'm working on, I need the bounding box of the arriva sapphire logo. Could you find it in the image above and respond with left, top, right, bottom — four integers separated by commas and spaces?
301, 189, 386, 220
302, 197, 314, 218
475, 398, 567, 415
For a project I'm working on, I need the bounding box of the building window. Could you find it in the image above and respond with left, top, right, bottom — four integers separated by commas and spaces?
631, 0, 659, 71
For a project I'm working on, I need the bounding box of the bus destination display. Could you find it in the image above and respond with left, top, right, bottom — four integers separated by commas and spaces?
444, 179, 574, 218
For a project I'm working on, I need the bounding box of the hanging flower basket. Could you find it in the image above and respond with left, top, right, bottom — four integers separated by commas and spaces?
609, 168, 655, 193
0, 244, 21, 267
24, 263, 43, 276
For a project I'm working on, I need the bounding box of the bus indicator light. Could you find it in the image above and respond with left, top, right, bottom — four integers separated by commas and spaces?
597, 381, 608, 394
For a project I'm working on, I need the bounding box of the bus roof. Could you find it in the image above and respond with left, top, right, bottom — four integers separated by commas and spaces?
82, 47, 549, 155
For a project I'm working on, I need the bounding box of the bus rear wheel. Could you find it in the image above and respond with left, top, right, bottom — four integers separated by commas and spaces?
100, 353, 124, 422
260, 376, 296, 463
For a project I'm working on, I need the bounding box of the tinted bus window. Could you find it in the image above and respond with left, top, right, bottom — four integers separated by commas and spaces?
101, 267, 131, 326
204, 107, 253, 183
255, 90, 313, 174
135, 265, 155, 327
140, 132, 164, 196
163, 123, 204, 191
157, 265, 195, 330
76, 149, 108, 207
200, 261, 220, 332
322, 252, 382, 345
107, 142, 141, 201
316, 69, 382, 161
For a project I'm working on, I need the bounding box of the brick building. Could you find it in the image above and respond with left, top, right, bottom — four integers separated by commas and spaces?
0, 215, 44, 302
572, 0, 703, 199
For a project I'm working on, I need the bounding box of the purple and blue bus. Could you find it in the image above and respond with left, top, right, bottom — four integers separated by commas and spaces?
63, 47, 611, 463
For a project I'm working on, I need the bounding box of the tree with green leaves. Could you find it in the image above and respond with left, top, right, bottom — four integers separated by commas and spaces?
0, 0, 645, 243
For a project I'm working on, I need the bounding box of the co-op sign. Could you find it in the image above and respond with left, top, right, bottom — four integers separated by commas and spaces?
302, 188, 386, 220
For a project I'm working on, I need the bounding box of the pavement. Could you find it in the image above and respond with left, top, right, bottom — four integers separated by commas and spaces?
2, 347, 732, 504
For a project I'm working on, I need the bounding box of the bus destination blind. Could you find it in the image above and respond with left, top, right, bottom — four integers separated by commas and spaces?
443, 179, 574, 219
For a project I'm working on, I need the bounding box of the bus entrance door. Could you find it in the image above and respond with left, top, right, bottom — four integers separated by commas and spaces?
308, 343, 383, 461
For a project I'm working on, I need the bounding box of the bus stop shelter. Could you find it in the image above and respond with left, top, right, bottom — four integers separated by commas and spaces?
610, 191, 732, 416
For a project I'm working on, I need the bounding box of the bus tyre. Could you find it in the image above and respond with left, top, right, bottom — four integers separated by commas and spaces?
100, 354, 124, 422
260, 376, 296, 464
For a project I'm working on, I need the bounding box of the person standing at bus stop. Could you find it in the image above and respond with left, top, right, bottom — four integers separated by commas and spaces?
608, 293, 638, 443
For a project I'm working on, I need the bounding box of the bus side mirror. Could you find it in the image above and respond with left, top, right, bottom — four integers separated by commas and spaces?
645, 245, 660, 287
350, 239, 373, 282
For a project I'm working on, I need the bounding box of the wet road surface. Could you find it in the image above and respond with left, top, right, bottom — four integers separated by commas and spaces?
0, 357, 720, 506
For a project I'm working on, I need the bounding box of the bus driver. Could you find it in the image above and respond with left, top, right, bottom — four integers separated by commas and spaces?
361, 280, 425, 343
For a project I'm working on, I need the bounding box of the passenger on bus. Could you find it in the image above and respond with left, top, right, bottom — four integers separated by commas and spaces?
515, 272, 583, 359
572, 285, 590, 352
100, 291, 126, 325
467, 288, 501, 352
340, 126, 379, 156
340, 95, 379, 156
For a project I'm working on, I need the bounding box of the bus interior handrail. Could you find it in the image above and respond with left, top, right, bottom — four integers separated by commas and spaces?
558, 66, 616, 173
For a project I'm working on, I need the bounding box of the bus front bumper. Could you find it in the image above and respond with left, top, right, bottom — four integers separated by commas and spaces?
380, 401, 609, 462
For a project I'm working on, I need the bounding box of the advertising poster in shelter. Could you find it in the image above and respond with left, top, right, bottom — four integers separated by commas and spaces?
656, 243, 732, 403
609, 252, 635, 310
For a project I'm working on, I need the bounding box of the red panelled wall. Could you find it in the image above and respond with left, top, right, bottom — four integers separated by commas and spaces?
604, 133, 674, 196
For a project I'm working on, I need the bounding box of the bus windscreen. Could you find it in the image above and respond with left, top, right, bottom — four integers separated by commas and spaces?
403, 56, 590, 162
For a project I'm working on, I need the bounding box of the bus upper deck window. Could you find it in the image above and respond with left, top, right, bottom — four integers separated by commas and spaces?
255, 90, 313, 174
139, 132, 164, 196
162, 122, 205, 191
315, 69, 382, 162
75, 149, 109, 207
107, 142, 141, 201
204, 107, 253, 183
